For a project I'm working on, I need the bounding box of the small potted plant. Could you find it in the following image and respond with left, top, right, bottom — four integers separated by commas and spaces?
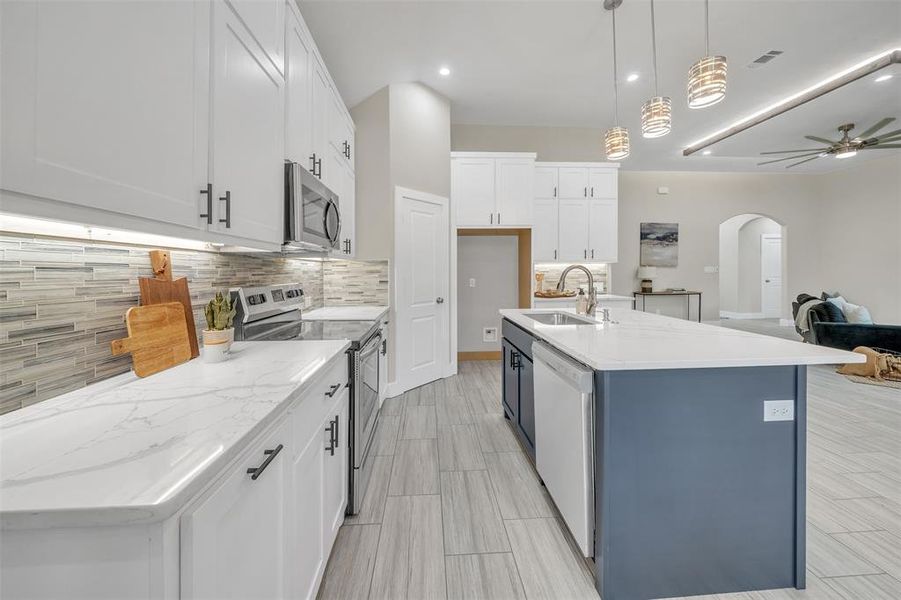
202, 291, 236, 361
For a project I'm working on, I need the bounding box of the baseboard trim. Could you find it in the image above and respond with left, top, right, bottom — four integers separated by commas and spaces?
719, 311, 766, 320
779, 318, 795, 327
458, 351, 502, 361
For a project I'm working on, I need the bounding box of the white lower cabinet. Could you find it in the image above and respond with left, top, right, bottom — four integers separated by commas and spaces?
180, 357, 349, 600
181, 419, 291, 600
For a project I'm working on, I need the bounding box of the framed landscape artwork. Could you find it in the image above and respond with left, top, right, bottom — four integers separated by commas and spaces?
640, 222, 679, 267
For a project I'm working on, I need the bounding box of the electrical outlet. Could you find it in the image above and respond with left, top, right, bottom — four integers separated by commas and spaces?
763, 400, 794, 422
469, 278, 476, 288
482, 327, 498, 342
704, 265, 719, 274
303, 295, 311, 309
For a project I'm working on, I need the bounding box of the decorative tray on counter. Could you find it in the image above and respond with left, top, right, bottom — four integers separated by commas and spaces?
534, 290, 576, 298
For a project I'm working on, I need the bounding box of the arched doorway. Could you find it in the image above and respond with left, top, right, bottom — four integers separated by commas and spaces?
718, 214, 787, 320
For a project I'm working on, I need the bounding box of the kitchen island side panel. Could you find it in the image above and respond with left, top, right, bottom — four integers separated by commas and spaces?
594, 366, 806, 600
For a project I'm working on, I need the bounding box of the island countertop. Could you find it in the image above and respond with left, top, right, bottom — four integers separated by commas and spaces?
0, 340, 349, 529
500, 308, 864, 371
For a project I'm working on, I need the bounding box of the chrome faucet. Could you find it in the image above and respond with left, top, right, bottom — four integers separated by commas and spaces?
556, 265, 597, 316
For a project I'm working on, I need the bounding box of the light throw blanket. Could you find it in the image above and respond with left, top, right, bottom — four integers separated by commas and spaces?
795, 298, 822, 333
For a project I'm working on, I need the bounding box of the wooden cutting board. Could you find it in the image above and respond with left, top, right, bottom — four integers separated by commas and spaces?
138, 249, 200, 358
110, 303, 193, 377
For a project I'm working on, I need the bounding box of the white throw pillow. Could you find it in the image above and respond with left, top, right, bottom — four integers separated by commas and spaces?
827, 296, 873, 324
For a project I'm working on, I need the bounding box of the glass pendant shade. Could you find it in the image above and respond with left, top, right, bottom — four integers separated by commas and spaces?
687, 55, 727, 108
604, 126, 630, 160
640, 96, 672, 138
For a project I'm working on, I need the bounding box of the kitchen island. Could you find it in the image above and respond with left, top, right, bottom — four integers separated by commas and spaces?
499, 308, 863, 600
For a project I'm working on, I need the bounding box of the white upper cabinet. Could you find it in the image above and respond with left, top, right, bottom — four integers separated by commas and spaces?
224, 0, 285, 75
310, 56, 331, 182
533, 198, 559, 261
0, 0, 209, 230
558, 167, 590, 199
535, 163, 619, 264
285, 2, 313, 164
328, 147, 356, 257
209, 0, 285, 245
451, 152, 536, 227
534, 167, 559, 199
452, 156, 496, 226
496, 158, 534, 226
589, 168, 617, 198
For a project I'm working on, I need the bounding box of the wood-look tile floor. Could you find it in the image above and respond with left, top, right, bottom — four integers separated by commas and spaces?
320, 361, 901, 600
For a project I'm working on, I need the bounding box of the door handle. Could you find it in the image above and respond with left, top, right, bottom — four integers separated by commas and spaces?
219, 191, 231, 228
199, 183, 213, 224
436, 297, 444, 304
246, 444, 283, 480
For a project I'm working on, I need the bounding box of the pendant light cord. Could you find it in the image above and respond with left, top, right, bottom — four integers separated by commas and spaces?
705, 0, 710, 57
651, 0, 659, 97
612, 4, 619, 124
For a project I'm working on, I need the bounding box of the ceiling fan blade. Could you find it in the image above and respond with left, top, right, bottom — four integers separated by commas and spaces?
873, 128, 901, 140
760, 148, 827, 155
758, 151, 824, 166
867, 144, 901, 149
805, 135, 837, 145
785, 156, 821, 169
856, 117, 896, 140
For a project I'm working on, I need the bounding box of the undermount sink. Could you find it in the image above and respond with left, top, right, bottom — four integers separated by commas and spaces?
522, 312, 596, 326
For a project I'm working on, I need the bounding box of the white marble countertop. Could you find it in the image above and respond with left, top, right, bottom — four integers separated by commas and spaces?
0, 340, 349, 529
303, 305, 389, 321
500, 308, 864, 371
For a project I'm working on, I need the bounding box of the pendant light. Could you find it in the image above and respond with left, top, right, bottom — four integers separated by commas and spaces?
687, 0, 727, 109
604, 0, 630, 160
641, 0, 672, 138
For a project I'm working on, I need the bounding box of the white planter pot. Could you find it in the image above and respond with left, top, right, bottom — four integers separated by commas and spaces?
202, 328, 234, 362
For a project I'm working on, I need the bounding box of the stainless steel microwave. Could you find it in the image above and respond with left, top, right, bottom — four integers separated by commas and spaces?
285, 161, 341, 251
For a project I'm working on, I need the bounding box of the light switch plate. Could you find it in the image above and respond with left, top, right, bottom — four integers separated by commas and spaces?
763, 400, 794, 422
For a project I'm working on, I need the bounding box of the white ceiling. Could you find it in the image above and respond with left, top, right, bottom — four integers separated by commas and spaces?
299, 0, 901, 172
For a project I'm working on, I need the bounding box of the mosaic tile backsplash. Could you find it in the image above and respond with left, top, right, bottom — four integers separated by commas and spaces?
533, 263, 609, 294
0, 232, 389, 414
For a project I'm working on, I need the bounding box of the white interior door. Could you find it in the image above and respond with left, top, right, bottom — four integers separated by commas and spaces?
395, 187, 450, 392
761, 233, 783, 318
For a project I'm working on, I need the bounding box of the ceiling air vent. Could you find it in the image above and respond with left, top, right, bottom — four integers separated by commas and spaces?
747, 50, 784, 69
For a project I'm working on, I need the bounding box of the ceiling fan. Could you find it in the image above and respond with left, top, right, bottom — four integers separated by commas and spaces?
758, 118, 901, 168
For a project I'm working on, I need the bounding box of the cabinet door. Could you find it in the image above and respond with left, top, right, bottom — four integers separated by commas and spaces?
342, 166, 356, 257
285, 3, 312, 164
518, 354, 535, 457
589, 168, 617, 199
532, 198, 559, 262
181, 420, 290, 600
495, 158, 534, 226
589, 198, 618, 262
378, 326, 388, 402
0, 0, 208, 229
224, 0, 285, 74
322, 391, 349, 554
557, 167, 590, 199
502, 341, 520, 421
328, 91, 354, 165
210, 1, 285, 245
534, 167, 558, 199
558, 199, 590, 262
290, 418, 325, 600
452, 158, 496, 226
310, 56, 331, 180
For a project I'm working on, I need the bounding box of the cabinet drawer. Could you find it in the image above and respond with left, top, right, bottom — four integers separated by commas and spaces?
290, 354, 349, 456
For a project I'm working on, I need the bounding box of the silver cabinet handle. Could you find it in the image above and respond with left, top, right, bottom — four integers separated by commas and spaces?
584, 249, 587, 259
554, 186, 557, 197
436, 297, 444, 304
591, 249, 595, 259
584, 187, 587, 197
246, 444, 283, 480
490, 213, 493, 225
554, 249, 557, 260
497, 212, 501, 225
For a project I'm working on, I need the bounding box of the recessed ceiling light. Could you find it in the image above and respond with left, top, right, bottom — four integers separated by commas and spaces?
439, 66, 451, 76
626, 73, 640, 82
875, 74, 893, 83
702, 150, 712, 155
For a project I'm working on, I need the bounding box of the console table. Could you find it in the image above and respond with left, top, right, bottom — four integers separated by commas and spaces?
634, 290, 702, 322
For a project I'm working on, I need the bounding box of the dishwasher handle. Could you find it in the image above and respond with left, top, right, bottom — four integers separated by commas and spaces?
532, 342, 594, 393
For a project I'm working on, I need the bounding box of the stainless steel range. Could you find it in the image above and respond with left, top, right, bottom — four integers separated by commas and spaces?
231, 284, 382, 515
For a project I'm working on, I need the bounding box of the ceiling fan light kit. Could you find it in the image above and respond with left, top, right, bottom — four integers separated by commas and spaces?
604, 0, 629, 160
687, 0, 727, 109
641, 0, 672, 138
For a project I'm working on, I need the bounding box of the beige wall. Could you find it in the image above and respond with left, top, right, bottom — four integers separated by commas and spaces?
815, 154, 901, 324
457, 236, 518, 352
350, 87, 392, 260
453, 124, 607, 162
390, 83, 452, 200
